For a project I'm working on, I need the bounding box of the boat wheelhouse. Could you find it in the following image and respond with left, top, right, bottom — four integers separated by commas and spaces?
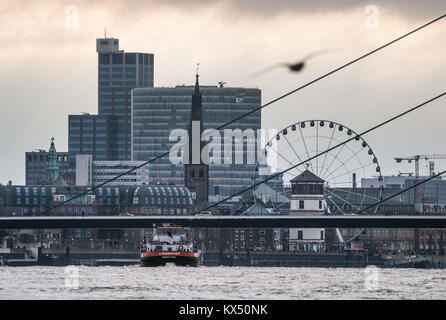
140, 224, 200, 267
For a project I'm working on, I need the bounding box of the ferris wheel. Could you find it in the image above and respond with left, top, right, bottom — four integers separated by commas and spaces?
252, 120, 384, 243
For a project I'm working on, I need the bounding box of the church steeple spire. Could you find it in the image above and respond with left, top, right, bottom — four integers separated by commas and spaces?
188, 67, 204, 165
185, 68, 209, 208
194, 63, 201, 96
194, 73, 199, 93
193, 63, 200, 97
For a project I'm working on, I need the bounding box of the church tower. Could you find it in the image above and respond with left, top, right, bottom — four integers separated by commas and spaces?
184, 72, 209, 208
46, 137, 59, 184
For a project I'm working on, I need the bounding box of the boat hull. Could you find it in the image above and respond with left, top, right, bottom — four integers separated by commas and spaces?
140, 251, 200, 267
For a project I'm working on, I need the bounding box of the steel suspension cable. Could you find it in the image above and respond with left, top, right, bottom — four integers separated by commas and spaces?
199, 92, 446, 213
46, 14, 446, 212
355, 170, 446, 215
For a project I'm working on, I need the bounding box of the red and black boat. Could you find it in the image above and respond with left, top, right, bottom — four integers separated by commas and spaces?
140, 225, 201, 267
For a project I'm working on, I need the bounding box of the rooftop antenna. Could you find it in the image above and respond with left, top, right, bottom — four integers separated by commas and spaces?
196, 62, 200, 76
104, 27, 107, 38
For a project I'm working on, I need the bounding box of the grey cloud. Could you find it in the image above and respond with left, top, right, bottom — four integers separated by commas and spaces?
140, 0, 446, 20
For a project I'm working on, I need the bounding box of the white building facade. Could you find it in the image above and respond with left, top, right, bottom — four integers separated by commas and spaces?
76, 154, 149, 186
289, 170, 326, 253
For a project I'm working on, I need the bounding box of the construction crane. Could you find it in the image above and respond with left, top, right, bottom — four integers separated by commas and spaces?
395, 154, 446, 176
394, 154, 446, 203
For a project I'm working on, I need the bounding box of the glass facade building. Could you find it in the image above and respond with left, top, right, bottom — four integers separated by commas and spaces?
67, 37, 154, 167
97, 38, 154, 160
68, 114, 111, 168
131, 85, 261, 196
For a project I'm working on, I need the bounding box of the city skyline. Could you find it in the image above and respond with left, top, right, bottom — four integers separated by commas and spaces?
1, 0, 446, 185
1, 1, 446, 302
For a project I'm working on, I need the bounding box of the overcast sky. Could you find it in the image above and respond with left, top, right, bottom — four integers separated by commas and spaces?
1, 0, 446, 185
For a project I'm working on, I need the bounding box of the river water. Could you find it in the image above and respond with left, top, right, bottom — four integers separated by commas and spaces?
0, 265, 445, 299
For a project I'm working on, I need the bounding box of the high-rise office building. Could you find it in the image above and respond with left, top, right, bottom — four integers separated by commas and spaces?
97, 37, 154, 160
68, 114, 111, 168
132, 82, 261, 197
67, 37, 154, 168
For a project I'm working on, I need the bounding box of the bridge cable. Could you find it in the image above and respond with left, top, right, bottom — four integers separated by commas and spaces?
46, 14, 446, 212
354, 169, 446, 215
198, 92, 446, 213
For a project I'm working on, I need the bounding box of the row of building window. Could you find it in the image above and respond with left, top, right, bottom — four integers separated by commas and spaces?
138, 208, 190, 215
342, 229, 415, 238
298, 200, 323, 209
235, 229, 266, 235
98, 53, 153, 65
292, 185, 323, 195
27, 155, 68, 162
58, 207, 94, 214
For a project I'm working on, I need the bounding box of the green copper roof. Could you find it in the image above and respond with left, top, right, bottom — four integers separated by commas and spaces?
46, 137, 59, 183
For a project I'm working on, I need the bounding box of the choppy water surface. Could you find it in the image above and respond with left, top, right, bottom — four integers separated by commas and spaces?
0, 265, 445, 299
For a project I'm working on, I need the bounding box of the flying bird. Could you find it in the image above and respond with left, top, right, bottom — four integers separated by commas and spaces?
250, 49, 338, 78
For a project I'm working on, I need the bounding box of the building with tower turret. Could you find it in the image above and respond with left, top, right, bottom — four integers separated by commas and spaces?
26, 151, 71, 186
288, 170, 326, 252
25, 138, 74, 186
45, 137, 59, 183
